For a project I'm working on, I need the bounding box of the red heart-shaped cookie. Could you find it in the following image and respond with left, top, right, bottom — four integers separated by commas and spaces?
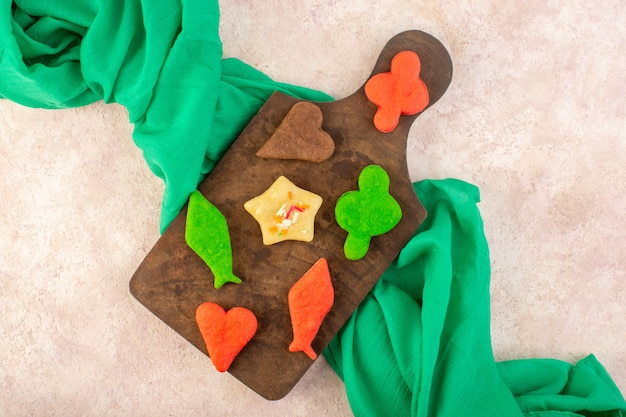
256, 101, 335, 162
195, 302, 258, 372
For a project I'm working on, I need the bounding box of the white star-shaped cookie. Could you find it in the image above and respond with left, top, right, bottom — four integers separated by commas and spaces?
244, 176, 323, 245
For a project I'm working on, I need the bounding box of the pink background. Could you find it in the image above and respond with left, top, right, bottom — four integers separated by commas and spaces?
1, 1, 624, 415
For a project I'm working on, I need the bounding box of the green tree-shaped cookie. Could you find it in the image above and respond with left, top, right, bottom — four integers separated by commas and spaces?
335, 165, 402, 260
185, 190, 242, 288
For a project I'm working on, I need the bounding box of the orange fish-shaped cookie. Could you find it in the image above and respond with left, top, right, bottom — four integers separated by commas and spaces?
288, 258, 334, 360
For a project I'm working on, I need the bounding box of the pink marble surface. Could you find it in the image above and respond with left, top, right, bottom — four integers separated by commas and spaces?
0, 1, 624, 415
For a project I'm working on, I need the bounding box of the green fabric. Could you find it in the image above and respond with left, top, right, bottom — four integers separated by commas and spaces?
1, 2, 624, 416
324, 180, 625, 417
1, 0, 331, 232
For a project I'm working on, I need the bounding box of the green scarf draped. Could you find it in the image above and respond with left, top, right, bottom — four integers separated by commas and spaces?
325, 180, 625, 416
1, 1, 624, 416
1, 0, 331, 231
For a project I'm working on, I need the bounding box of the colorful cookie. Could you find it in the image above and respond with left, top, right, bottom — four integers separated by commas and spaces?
288, 258, 334, 360
185, 190, 242, 288
195, 302, 258, 372
244, 176, 323, 245
364, 50, 429, 133
256, 102, 335, 162
335, 165, 402, 260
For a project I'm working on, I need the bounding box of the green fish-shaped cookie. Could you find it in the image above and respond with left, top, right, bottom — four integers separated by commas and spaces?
185, 190, 242, 289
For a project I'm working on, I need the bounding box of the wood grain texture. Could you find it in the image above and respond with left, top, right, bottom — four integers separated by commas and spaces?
129, 30, 452, 400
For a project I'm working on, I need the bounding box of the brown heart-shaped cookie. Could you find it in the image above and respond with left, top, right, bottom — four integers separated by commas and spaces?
256, 101, 335, 162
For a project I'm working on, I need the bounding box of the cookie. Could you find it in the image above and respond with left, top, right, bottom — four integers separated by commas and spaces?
244, 176, 323, 245
256, 101, 335, 162
185, 190, 242, 288
288, 258, 334, 360
196, 302, 258, 372
364, 51, 429, 133
335, 165, 402, 260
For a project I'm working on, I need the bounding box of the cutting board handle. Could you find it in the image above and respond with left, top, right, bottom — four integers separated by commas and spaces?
339, 30, 453, 138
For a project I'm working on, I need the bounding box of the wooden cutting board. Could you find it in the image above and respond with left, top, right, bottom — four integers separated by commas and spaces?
129, 30, 453, 400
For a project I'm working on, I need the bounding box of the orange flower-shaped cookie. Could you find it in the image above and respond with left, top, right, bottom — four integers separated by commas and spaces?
365, 50, 429, 133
